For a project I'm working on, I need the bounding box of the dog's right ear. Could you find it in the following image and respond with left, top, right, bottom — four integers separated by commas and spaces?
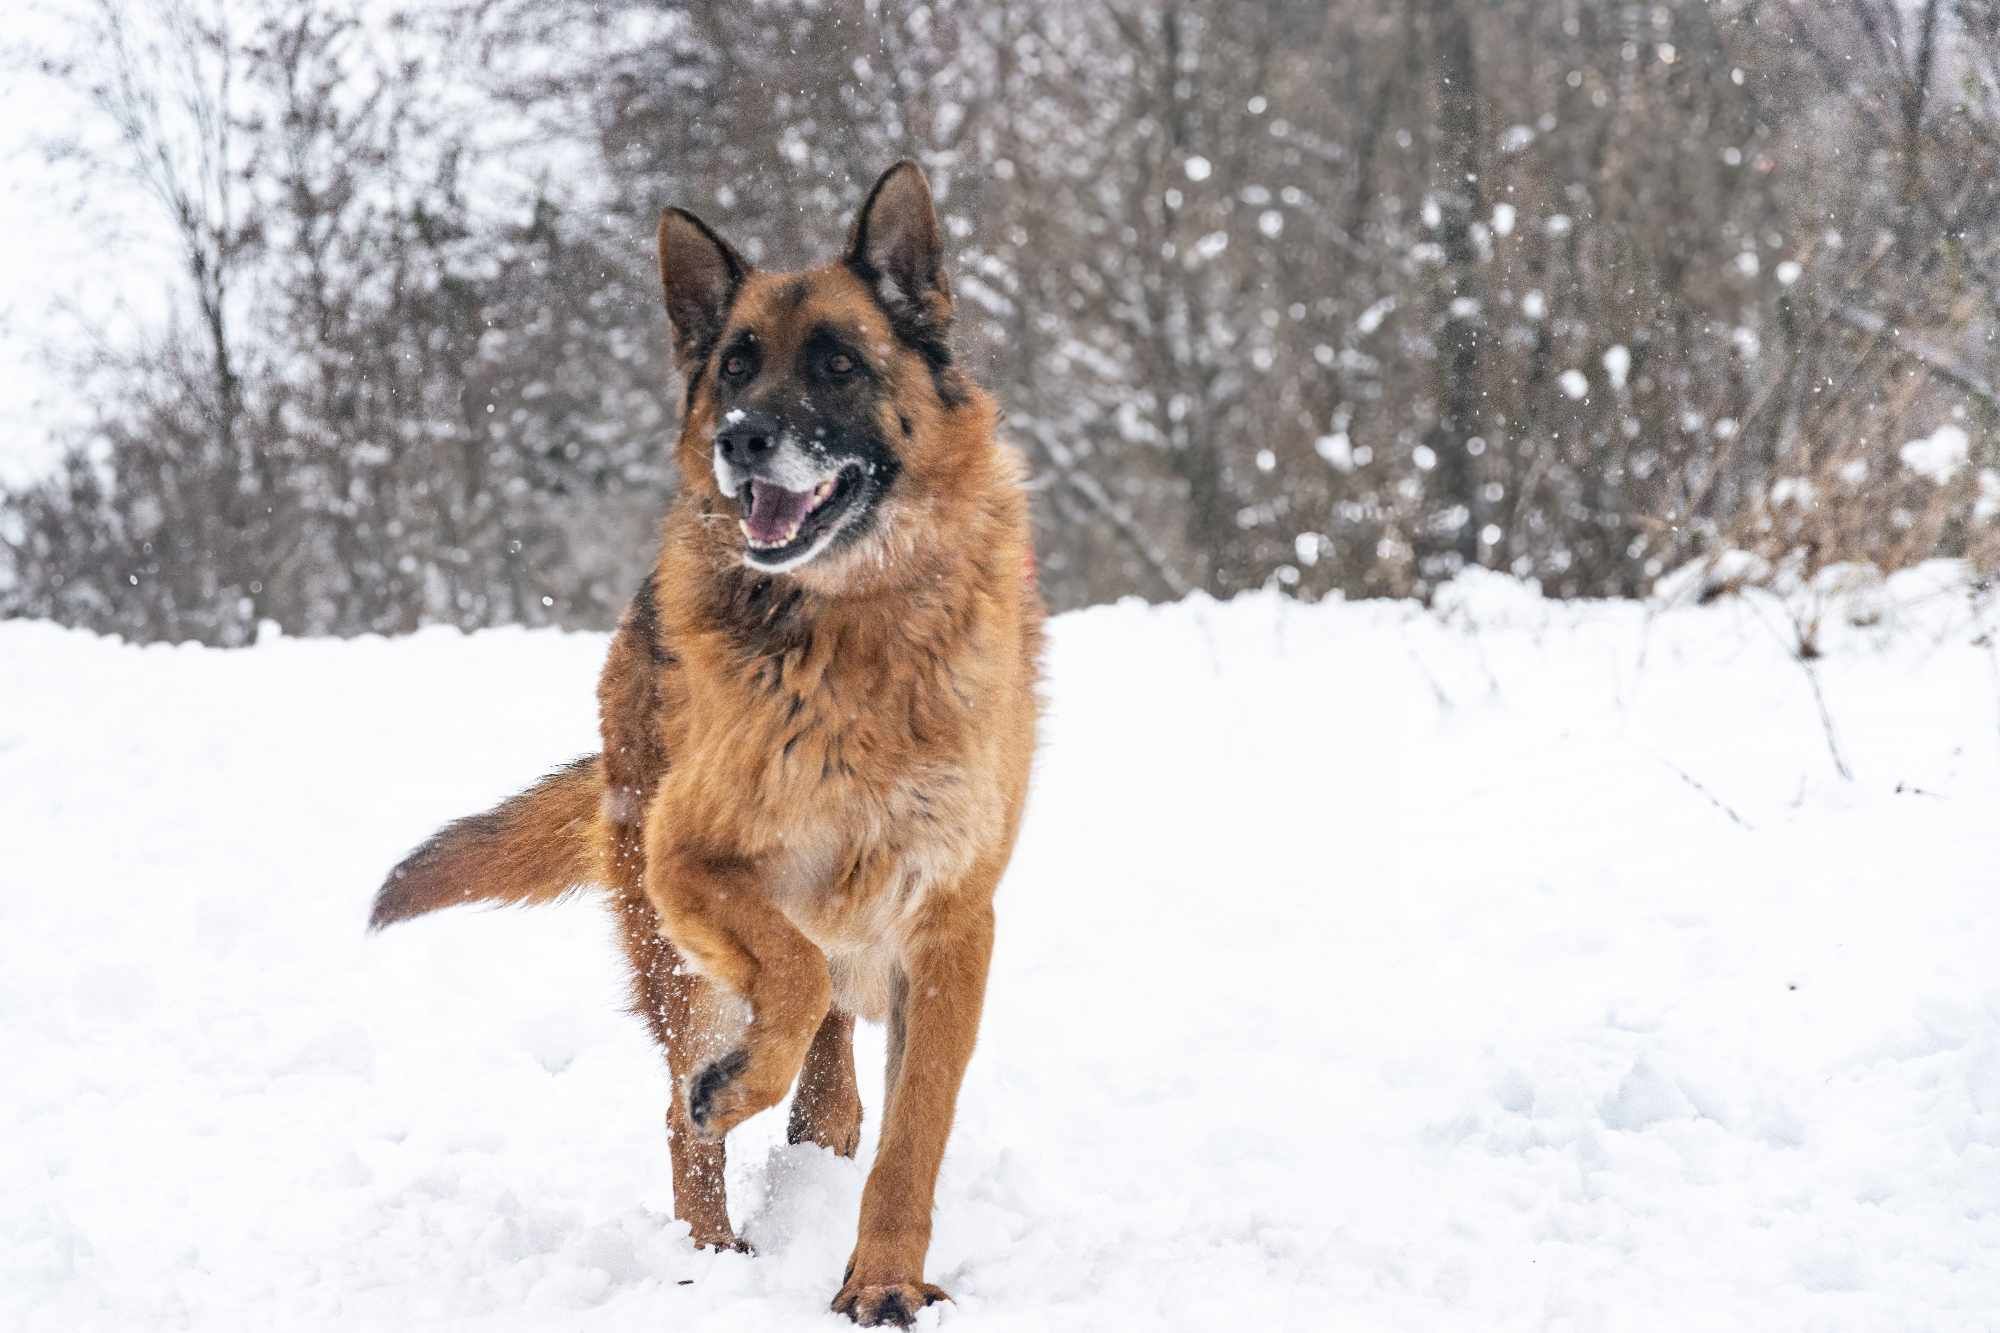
657, 207, 749, 367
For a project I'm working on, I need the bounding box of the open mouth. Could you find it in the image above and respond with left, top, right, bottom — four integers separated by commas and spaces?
735, 466, 860, 565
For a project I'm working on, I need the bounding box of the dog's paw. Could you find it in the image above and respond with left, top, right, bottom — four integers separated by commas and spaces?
830, 1278, 950, 1327
685, 1049, 749, 1138
786, 1086, 863, 1158
690, 1228, 753, 1255
787, 1111, 862, 1158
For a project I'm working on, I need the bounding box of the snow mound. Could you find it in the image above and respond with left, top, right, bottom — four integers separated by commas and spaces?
3, 580, 1998, 1330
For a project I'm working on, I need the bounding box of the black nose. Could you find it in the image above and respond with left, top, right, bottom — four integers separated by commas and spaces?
715, 411, 780, 470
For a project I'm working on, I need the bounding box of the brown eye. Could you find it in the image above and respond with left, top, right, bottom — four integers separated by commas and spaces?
826, 352, 855, 376
722, 354, 748, 378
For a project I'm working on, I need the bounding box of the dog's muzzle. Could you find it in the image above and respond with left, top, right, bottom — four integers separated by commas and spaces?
712, 410, 860, 564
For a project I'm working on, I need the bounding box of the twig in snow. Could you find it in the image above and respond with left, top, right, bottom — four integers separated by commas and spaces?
1974, 582, 2000, 750
1629, 601, 1658, 703
1742, 593, 1856, 782
1457, 619, 1503, 700
1797, 654, 1854, 781
1649, 752, 1756, 831
1403, 639, 1454, 713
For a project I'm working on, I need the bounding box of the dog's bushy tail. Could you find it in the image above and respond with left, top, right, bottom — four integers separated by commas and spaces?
369, 755, 605, 931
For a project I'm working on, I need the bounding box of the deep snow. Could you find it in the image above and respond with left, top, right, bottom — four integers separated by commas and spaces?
3, 570, 1998, 1331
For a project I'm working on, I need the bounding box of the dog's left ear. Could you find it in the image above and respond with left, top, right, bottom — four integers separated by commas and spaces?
847, 161, 952, 320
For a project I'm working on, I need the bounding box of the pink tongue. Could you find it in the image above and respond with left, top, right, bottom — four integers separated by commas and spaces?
746, 479, 815, 544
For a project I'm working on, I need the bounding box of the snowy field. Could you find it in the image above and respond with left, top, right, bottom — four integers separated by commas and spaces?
3, 569, 1998, 1332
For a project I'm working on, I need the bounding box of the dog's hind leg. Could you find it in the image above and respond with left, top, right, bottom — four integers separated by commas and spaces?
787, 1008, 862, 1157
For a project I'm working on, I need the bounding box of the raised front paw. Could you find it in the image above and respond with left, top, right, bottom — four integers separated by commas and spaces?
831, 1277, 951, 1328
685, 1047, 792, 1141
685, 1048, 750, 1139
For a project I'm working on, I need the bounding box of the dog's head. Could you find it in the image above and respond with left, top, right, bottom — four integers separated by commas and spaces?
659, 162, 989, 593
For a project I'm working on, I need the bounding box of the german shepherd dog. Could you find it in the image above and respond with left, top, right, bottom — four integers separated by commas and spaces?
369, 162, 1043, 1326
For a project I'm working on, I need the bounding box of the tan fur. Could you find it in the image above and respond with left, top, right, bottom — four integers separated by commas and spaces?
372, 163, 1043, 1327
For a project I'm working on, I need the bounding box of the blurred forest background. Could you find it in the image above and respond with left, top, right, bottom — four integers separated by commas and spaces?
3, 0, 1998, 645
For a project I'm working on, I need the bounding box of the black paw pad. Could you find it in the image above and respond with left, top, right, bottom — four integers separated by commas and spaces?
688, 1049, 747, 1128
868, 1292, 911, 1328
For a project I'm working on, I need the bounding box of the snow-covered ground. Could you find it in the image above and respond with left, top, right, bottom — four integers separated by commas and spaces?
3, 570, 1998, 1331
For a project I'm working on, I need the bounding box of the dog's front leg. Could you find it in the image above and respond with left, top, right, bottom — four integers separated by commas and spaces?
646, 844, 832, 1142
833, 897, 995, 1327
